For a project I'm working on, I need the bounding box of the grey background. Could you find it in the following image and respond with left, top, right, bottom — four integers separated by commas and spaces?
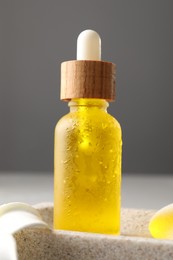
0, 0, 173, 173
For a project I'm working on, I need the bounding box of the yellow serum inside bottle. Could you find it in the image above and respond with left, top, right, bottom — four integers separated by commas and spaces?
54, 98, 122, 234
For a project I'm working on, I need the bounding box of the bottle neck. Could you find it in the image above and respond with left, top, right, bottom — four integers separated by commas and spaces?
68, 98, 109, 112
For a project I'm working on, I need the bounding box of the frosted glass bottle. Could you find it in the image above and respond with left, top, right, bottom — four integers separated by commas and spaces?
54, 98, 122, 234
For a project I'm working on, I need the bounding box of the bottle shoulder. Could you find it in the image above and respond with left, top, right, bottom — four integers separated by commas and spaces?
55, 111, 121, 135
55, 113, 71, 131
106, 112, 122, 131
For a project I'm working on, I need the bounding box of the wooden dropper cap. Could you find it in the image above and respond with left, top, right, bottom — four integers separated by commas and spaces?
60, 30, 116, 101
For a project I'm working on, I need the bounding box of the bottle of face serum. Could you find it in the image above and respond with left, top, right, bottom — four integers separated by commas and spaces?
54, 30, 122, 235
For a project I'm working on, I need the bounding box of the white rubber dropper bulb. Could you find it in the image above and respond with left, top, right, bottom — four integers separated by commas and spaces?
77, 30, 101, 60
